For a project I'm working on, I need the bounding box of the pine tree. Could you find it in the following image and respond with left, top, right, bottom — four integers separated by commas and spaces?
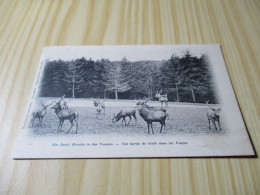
105, 60, 131, 100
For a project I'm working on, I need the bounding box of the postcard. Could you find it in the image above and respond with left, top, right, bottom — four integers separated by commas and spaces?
12, 45, 255, 158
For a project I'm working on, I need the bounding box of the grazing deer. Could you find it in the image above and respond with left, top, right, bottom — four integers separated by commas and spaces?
112, 108, 137, 126
32, 101, 53, 127
207, 106, 222, 130
93, 99, 106, 115
137, 98, 167, 134
155, 90, 168, 107
51, 99, 79, 134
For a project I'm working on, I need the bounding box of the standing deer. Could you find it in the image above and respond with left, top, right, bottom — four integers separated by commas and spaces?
96, 104, 102, 118
51, 98, 79, 134
32, 101, 53, 127
137, 98, 167, 134
155, 90, 168, 107
136, 99, 169, 119
93, 99, 106, 115
112, 108, 137, 126
207, 106, 222, 130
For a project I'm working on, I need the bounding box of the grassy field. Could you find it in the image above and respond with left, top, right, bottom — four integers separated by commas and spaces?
28, 98, 225, 136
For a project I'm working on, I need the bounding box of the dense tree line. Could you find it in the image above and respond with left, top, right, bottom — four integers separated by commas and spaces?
39, 51, 218, 103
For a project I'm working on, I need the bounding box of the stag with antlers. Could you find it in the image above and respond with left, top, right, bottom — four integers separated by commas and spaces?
136, 97, 167, 134
207, 106, 222, 130
93, 99, 106, 116
136, 98, 169, 120
155, 90, 168, 107
51, 96, 79, 134
31, 101, 53, 127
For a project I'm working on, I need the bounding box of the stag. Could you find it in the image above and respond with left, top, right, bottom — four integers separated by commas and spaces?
155, 90, 168, 107
136, 99, 169, 119
112, 108, 137, 126
207, 106, 221, 130
96, 104, 102, 118
51, 97, 79, 134
137, 98, 167, 134
32, 101, 53, 127
94, 99, 106, 115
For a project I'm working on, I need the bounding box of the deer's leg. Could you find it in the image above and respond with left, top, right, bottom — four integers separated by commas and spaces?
208, 118, 211, 129
75, 119, 78, 134
103, 108, 105, 115
37, 118, 41, 126
217, 119, 221, 130
60, 120, 64, 132
213, 120, 217, 130
127, 116, 132, 126
123, 117, 127, 126
66, 120, 74, 134
147, 123, 150, 134
133, 114, 137, 125
57, 120, 61, 132
150, 122, 154, 135
40, 117, 43, 127
159, 121, 163, 133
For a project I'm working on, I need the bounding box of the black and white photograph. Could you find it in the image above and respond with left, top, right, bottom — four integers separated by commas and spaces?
12, 45, 255, 158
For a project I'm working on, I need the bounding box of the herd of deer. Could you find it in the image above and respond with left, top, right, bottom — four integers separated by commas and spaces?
32, 95, 79, 134
31, 91, 222, 134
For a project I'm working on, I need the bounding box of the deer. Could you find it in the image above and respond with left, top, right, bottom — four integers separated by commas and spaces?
207, 106, 222, 130
51, 97, 79, 134
136, 99, 169, 119
96, 104, 102, 118
93, 99, 106, 115
112, 108, 137, 126
155, 90, 168, 107
31, 101, 53, 127
136, 97, 167, 134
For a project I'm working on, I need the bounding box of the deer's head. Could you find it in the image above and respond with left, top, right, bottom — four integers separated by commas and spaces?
93, 100, 99, 107
210, 106, 222, 117
112, 113, 117, 123
156, 90, 164, 98
51, 101, 61, 110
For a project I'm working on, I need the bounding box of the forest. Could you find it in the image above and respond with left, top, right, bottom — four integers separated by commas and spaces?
39, 51, 218, 103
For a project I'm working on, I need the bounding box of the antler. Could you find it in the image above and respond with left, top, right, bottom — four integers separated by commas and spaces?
209, 106, 215, 111
40, 101, 45, 108
46, 101, 54, 107
64, 99, 72, 103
